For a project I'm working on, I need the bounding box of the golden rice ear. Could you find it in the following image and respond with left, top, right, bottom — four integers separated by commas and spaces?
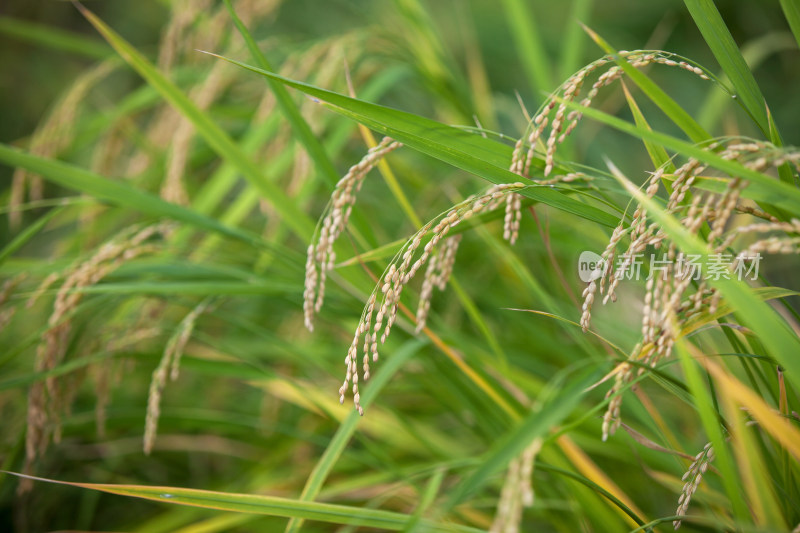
303, 137, 402, 333
674, 443, 715, 529
515, 51, 712, 181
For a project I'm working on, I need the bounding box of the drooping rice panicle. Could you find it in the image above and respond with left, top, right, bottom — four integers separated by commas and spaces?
589, 139, 800, 439
335, 183, 526, 414
674, 443, 715, 529
303, 137, 403, 331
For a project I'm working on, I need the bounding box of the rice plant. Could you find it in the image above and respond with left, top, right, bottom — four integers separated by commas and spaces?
1, 0, 799, 531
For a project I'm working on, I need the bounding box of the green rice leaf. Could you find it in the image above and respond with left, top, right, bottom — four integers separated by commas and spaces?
552, 96, 800, 216
445, 366, 601, 509
0, 206, 65, 266
684, 0, 770, 134
501, 0, 552, 95
0, 144, 270, 251
673, 339, 751, 524
0, 16, 111, 59
205, 53, 620, 229
3, 472, 483, 532
285, 340, 425, 533
779, 0, 800, 51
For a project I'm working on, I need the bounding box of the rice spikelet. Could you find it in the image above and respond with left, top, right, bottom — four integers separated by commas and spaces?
674, 443, 714, 529
581, 139, 800, 439
303, 137, 403, 331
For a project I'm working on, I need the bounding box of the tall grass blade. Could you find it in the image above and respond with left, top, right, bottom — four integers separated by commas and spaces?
285, 340, 425, 533
222, 0, 340, 187
554, 96, 800, 214
2, 472, 483, 532
673, 339, 751, 524
779, 0, 800, 51
684, 0, 771, 135
559, 0, 594, 80
0, 205, 64, 266
620, 82, 673, 171
445, 366, 599, 508
0, 16, 111, 59
501, 0, 552, 96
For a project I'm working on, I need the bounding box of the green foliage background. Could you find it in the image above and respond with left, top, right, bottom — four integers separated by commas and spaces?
1, 0, 799, 531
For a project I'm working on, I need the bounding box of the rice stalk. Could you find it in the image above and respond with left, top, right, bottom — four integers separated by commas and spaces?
331, 181, 526, 414
303, 137, 403, 333
510, 50, 713, 179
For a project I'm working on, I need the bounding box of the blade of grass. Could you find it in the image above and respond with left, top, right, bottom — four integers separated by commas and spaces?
559, 0, 594, 81
0, 16, 111, 59
717, 374, 786, 529
0, 351, 117, 392
620, 81, 673, 172
3, 472, 483, 532
392, 0, 472, 121
673, 338, 752, 524
0, 206, 65, 266
74, 2, 315, 240
684, 0, 770, 135
73, 280, 296, 296
204, 52, 620, 229
698, 32, 797, 131
556, 434, 647, 527
536, 462, 645, 528
553, 96, 800, 214
346, 68, 422, 228
284, 340, 425, 533
704, 356, 800, 462
444, 365, 600, 509
402, 469, 445, 533
687, 3, 797, 189
779, 0, 800, 51
0, 144, 276, 254
457, 3, 497, 130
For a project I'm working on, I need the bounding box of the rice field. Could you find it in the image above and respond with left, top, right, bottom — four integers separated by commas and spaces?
1, 1, 799, 531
